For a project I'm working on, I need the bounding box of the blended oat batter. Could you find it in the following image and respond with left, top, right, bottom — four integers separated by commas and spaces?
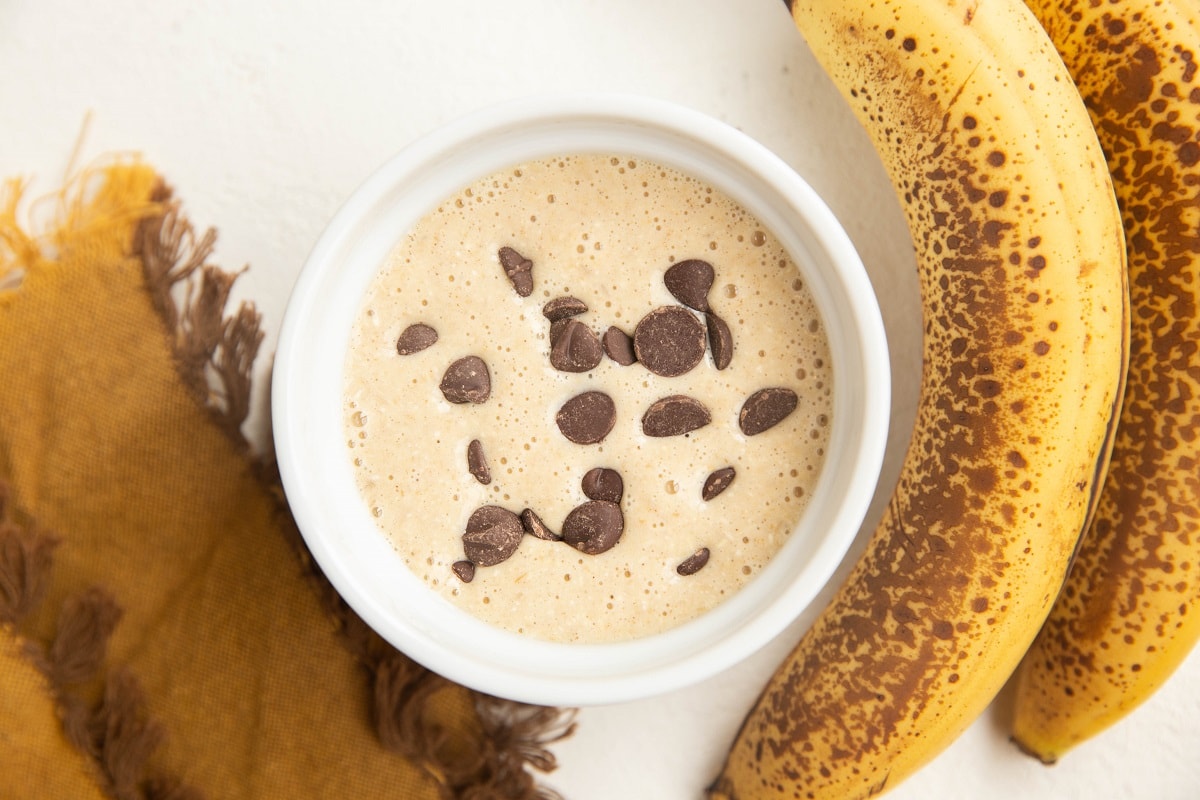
343, 154, 833, 643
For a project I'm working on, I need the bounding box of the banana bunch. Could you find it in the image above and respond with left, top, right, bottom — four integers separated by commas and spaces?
1011, 0, 1200, 763
709, 0, 1130, 798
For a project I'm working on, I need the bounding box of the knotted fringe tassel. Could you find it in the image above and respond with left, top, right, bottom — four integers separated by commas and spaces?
0, 484, 202, 800
135, 181, 263, 446
468, 698, 579, 800
0, 484, 58, 626
370, 652, 577, 799
135, 178, 577, 799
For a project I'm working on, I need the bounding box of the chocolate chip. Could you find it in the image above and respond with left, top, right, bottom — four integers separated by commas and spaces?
549, 317, 571, 343
549, 319, 603, 372
520, 508, 561, 541
642, 395, 711, 437
462, 505, 523, 567
466, 505, 514, 532
498, 246, 534, 297
561, 500, 624, 555
440, 356, 491, 404
556, 391, 617, 444
739, 387, 799, 435
602, 326, 637, 366
676, 547, 710, 576
467, 439, 491, 484
581, 467, 624, 503
452, 560, 476, 583
543, 295, 588, 322
396, 323, 438, 355
706, 312, 733, 370
664, 259, 715, 312
633, 306, 707, 377
702, 467, 736, 500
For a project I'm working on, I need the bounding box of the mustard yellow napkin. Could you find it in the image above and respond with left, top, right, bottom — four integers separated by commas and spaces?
0, 161, 573, 799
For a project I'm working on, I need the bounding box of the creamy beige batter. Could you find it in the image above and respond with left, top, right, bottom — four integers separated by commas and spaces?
343, 154, 833, 643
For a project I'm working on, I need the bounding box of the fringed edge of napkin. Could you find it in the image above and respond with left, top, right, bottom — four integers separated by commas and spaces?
131, 176, 577, 800
0, 484, 205, 800
1, 165, 208, 800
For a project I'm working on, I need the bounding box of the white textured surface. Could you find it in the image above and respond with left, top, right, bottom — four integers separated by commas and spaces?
2, 1, 1197, 798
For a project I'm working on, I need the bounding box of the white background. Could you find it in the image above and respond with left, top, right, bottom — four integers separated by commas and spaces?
2, 1, 1197, 798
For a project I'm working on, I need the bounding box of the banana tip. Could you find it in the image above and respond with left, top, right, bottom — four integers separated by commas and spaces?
1010, 734, 1060, 766
705, 774, 734, 800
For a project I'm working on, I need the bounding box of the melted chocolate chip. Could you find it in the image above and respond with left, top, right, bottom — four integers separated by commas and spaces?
542, 295, 588, 322
706, 312, 733, 370
440, 356, 491, 404
581, 467, 624, 503
739, 387, 799, 435
462, 505, 523, 567
664, 259, 715, 312
633, 306, 707, 377
642, 395, 711, 437
561, 500, 624, 555
520, 508, 561, 541
676, 547, 710, 576
602, 326, 637, 366
550, 319, 603, 372
396, 323, 438, 355
498, 246, 534, 297
452, 560, 476, 583
702, 467, 736, 500
467, 439, 491, 484
556, 391, 617, 444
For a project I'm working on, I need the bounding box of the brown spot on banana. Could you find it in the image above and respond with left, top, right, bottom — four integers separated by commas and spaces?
1014, 0, 1200, 764
710, 1, 1128, 798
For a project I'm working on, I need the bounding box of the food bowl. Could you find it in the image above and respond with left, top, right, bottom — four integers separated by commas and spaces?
272, 94, 889, 706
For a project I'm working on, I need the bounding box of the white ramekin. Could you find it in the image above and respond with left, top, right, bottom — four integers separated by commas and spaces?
272, 94, 890, 706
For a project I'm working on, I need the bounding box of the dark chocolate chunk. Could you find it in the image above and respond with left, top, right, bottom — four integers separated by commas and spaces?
633, 305, 707, 377
462, 505, 523, 567
466, 505, 517, 533
556, 391, 616, 444
739, 387, 799, 435
602, 325, 637, 366
664, 259, 715, 312
581, 467, 624, 504
549, 319, 603, 373
641, 395, 711, 437
498, 246, 534, 297
396, 323, 438, 355
702, 466, 736, 500
452, 560, 476, 583
549, 317, 571, 344
467, 439, 491, 485
543, 295, 588, 322
561, 500, 624, 555
520, 508, 561, 541
676, 547, 711, 576
440, 356, 491, 404
706, 312, 733, 370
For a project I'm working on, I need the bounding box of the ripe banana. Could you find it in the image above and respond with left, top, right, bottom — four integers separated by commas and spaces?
708, 1, 1129, 798
1011, 0, 1200, 763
